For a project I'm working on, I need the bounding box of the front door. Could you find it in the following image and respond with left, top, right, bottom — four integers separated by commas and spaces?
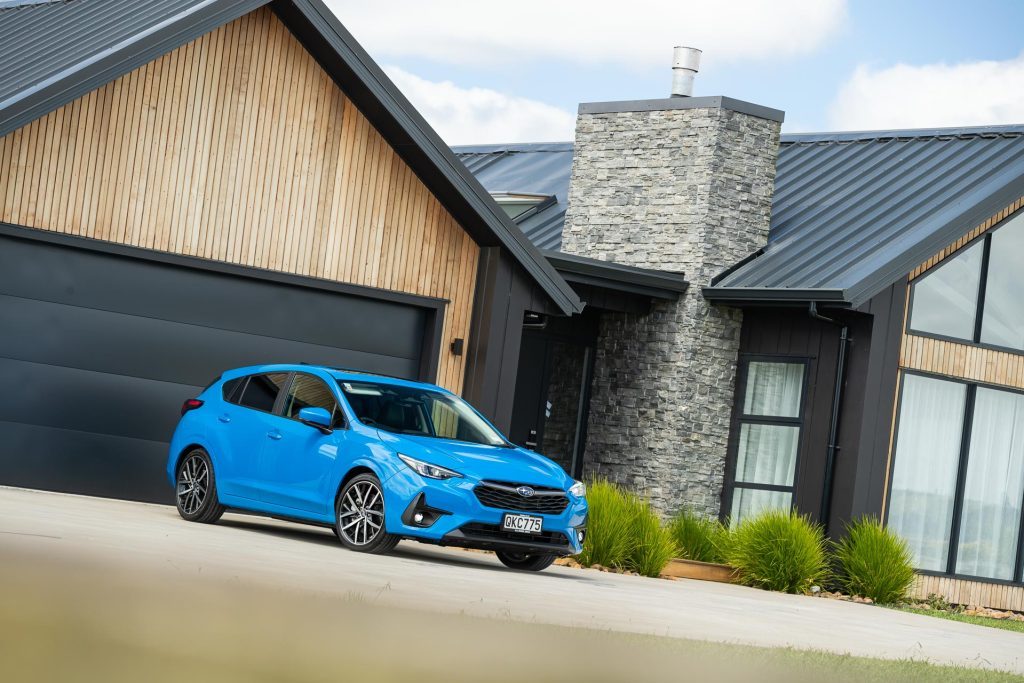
259, 373, 345, 516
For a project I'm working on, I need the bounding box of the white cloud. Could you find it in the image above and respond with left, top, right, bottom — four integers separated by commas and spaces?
326, 1, 846, 67
384, 67, 576, 145
829, 54, 1024, 131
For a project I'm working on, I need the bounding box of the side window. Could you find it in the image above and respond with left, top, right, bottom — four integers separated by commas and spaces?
237, 373, 289, 413
284, 374, 342, 426
222, 377, 246, 404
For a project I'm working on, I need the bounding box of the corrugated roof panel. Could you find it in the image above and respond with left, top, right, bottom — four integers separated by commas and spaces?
458, 126, 1024, 307
453, 143, 573, 251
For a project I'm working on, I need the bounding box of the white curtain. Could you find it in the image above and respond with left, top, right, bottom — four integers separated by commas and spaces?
956, 388, 1024, 580
729, 489, 792, 529
887, 375, 967, 571
735, 424, 799, 486
743, 362, 803, 418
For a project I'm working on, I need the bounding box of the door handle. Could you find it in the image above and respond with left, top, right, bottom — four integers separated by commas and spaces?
267, 430, 283, 441
218, 415, 231, 423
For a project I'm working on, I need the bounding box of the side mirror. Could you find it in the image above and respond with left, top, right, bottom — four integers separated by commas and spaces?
298, 407, 333, 434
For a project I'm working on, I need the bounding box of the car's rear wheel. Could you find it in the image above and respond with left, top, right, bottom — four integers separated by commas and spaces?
335, 473, 400, 554
495, 551, 556, 572
175, 448, 225, 524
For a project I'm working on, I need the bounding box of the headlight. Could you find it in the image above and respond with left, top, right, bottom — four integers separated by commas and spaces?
398, 454, 462, 480
569, 480, 586, 497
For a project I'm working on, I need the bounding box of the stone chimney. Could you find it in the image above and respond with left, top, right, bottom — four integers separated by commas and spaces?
562, 95, 783, 516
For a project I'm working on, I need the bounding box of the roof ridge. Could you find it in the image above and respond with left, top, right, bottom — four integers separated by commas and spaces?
781, 123, 1024, 145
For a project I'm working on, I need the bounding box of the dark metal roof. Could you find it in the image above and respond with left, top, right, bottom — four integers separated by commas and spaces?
459, 124, 1024, 308
543, 249, 688, 301
453, 143, 573, 251
708, 124, 1024, 306
0, 0, 582, 315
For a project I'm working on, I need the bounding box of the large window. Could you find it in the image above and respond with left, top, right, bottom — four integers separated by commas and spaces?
727, 360, 806, 527
888, 372, 1024, 582
908, 212, 1024, 351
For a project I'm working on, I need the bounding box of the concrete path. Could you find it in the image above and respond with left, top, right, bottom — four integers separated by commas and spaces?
1, 486, 1020, 674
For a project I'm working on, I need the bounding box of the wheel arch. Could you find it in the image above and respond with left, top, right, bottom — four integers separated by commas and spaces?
333, 462, 383, 513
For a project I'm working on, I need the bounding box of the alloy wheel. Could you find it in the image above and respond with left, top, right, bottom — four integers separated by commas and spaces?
338, 480, 385, 546
176, 453, 209, 515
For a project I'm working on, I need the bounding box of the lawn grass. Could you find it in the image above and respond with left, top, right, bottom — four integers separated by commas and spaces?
897, 606, 1024, 634
0, 553, 1020, 682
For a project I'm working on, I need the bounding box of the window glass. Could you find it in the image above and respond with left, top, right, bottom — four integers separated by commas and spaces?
222, 377, 245, 403
735, 424, 800, 487
338, 380, 506, 447
238, 373, 289, 413
743, 362, 803, 417
284, 374, 341, 425
909, 240, 984, 341
955, 388, 1024, 580
729, 360, 805, 527
729, 488, 792, 528
887, 375, 966, 571
980, 214, 1024, 350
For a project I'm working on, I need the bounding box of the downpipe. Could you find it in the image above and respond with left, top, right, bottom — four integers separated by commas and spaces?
809, 302, 849, 536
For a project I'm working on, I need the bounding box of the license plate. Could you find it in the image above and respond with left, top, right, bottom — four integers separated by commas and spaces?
502, 513, 543, 534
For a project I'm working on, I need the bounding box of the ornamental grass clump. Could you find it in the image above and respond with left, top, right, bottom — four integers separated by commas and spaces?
577, 479, 635, 569
834, 516, 916, 604
667, 508, 731, 564
726, 509, 828, 594
624, 498, 678, 578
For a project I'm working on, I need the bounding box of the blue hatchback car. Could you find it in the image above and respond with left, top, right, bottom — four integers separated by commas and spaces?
167, 364, 587, 571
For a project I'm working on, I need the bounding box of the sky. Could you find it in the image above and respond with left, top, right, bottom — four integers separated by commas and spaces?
323, 0, 1024, 145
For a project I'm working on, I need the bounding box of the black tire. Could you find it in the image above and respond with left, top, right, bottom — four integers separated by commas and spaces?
334, 473, 400, 554
175, 448, 225, 524
495, 551, 556, 572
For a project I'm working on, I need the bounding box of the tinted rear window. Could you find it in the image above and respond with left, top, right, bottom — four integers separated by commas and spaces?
237, 373, 289, 413
222, 377, 245, 403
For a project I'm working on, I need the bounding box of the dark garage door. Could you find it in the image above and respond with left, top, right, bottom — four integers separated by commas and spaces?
0, 229, 437, 503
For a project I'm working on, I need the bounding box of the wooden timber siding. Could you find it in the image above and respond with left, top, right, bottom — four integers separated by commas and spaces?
911, 574, 1024, 613
0, 7, 478, 392
885, 200, 1024, 611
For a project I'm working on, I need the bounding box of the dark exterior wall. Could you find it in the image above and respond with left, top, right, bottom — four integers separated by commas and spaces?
725, 290, 904, 534
463, 248, 559, 433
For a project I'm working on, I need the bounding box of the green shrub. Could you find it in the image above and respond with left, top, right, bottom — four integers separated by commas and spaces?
834, 517, 915, 604
625, 499, 678, 577
667, 508, 731, 564
577, 480, 635, 569
726, 509, 828, 593
577, 480, 676, 577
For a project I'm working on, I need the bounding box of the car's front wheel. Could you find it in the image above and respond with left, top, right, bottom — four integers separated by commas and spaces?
495, 551, 556, 572
175, 448, 225, 523
335, 473, 400, 554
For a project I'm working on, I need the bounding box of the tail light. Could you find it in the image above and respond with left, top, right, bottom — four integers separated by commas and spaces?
181, 398, 204, 415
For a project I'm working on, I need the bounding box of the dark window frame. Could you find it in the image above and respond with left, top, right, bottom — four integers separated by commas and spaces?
906, 210, 1024, 355
722, 355, 811, 524
885, 368, 1024, 586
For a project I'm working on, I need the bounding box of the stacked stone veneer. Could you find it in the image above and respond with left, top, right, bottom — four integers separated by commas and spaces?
562, 102, 781, 516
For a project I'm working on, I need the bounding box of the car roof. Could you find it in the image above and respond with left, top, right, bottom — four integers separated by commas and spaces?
224, 363, 446, 393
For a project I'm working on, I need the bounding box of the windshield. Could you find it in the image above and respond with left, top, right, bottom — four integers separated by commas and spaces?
337, 380, 508, 447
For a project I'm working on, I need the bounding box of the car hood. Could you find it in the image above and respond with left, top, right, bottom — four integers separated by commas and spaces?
376, 431, 571, 488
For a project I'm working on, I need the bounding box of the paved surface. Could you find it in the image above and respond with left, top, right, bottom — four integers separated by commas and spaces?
2, 486, 1021, 673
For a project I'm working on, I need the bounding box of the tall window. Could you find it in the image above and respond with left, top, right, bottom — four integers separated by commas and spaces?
908, 211, 1024, 351
727, 360, 806, 526
888, 372, 1024, 582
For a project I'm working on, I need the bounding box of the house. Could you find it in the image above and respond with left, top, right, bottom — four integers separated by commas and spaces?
456, 121, 1024, 611
1, 0, 1022, 611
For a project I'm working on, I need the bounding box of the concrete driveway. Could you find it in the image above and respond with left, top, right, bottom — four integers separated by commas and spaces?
1, 486, 1020, 674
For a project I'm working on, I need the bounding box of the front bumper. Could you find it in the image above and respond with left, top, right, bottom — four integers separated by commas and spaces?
383, 468, 588, 556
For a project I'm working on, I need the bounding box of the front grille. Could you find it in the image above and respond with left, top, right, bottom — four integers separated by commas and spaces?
458, 522, 569, 548
473, 480, 569, 514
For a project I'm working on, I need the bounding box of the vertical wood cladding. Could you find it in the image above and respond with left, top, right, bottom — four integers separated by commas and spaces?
0, 7, 478, 392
